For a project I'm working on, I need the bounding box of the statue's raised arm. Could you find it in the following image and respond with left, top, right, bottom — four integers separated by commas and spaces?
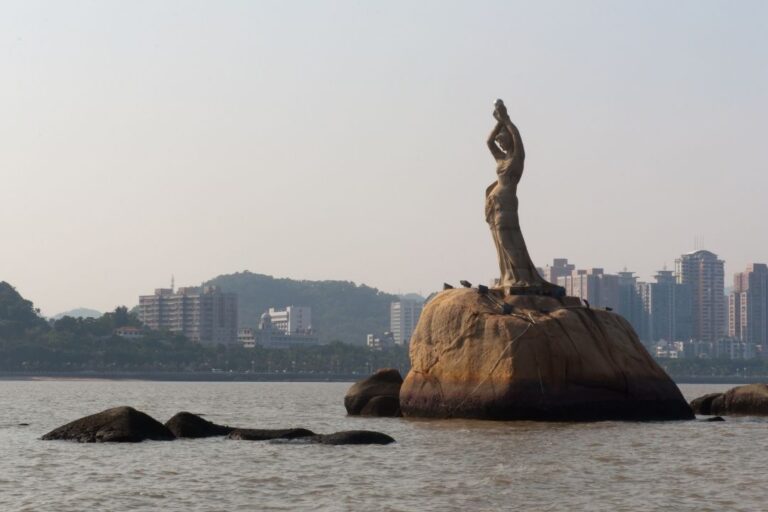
492, 99, 525, 160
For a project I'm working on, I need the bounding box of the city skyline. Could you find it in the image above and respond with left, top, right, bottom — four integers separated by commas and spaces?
2, 1, 767, 315
13, 246, 768, 317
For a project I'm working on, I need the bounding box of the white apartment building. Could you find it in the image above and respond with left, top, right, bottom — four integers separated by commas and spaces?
390, 300, 423, 346
267, 306, 312, 334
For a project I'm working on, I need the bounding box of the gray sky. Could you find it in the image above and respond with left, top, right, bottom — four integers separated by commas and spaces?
2, 0, 767, 315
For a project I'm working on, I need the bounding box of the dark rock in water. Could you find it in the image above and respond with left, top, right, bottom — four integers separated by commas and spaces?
692, 384, 768, 416
690, 393, 724, 415
313, 430, 395, 445
227, 428, 316, 441
360, 396, 401, 417
704, 416, 725, 422
400, 290, 694, 421
165, 412, 233, 438
345, 368, 403, 417
42, 406, 175, 443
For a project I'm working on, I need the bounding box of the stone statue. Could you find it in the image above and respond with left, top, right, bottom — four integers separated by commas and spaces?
397, 100, 692, 422
485, 99, 562, 296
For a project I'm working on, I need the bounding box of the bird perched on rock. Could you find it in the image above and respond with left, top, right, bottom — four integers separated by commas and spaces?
460, 280, 472, 288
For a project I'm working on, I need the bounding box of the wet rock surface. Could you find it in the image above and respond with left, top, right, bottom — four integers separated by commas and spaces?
690, 393, 724, 416
360, 395, 401, 417
345, 368, 403, 417
690, 384, 768, 416
165, 412, 234, 438
312, 430, 396, 445
42, 406, 175, 443
43, 408, 397, 445
227, 428, 316, 441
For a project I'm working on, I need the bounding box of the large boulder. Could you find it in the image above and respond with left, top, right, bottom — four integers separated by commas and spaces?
165, 412, 234, 438
42, 406, 175, 442
344, 368, 403, 417
691, 384, 768, 416
400, 289, 693, 421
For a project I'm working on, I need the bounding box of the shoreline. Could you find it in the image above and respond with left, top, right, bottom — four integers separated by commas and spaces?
0, 371, 761, 385
0, 371, 360, 382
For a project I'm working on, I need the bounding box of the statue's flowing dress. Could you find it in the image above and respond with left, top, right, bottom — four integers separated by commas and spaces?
485, 153, 549, 288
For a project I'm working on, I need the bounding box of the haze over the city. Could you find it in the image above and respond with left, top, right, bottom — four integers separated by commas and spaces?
2, 0, 767, 315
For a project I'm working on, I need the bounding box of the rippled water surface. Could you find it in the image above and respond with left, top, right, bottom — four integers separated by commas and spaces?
0, 381, 765, 511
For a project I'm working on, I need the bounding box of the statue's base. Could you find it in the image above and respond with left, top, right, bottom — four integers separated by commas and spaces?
400, 288, 693, 421
498, 283, 566, 298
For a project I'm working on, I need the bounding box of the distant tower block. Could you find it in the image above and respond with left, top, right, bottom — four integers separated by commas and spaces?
390, 300, 423, 346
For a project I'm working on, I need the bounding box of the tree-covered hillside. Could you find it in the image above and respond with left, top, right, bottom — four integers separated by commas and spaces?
206, 272, 399, 345
0, 281, 49, 339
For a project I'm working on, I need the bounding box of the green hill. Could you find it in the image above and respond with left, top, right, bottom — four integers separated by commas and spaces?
206, 271, 398, 345
0, 281, 49, 339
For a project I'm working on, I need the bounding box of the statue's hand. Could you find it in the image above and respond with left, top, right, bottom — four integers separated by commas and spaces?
493, 99, 508, 121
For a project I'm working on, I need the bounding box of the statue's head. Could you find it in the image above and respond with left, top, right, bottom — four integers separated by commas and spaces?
495, 130, 514, 153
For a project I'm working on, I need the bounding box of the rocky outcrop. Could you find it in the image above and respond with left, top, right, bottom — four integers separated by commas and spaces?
400, 289, 693, 421
690, 384, 768, 416
312, 430, 396, 445
42, 406, 175, 442
42, 408, 397, 445
165, 412, 234, 438
344, 368, 403, 417
227, 428, 316, 441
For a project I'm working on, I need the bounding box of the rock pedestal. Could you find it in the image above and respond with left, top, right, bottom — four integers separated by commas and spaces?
400, 289, 693, 421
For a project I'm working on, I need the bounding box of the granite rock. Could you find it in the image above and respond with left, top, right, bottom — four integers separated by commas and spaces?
400, 289, 693, 421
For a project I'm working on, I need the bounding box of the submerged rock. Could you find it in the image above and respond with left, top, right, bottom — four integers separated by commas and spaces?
42, 406, 175, 443
345, 368, 403, 417
704, 416, 725, 422
227, 428, 316, 441
312, 430, 395, 445
227, 428, 396, 445
400, 289, 693, 421
165, 412, 234, 438
691, 384, 768, 416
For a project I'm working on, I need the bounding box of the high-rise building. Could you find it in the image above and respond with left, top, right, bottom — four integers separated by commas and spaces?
543, 258, 575, 285
139, 285, 238, 344
616, 271, 646, 339
390, 300, 423, 346
729, 263, 768, 346
557, 268, 619, 309
675, 250, 725, 344
638, 269, 694, 343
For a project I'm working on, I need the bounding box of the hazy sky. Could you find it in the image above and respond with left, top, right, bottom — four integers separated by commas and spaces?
2, 0, 767, 315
